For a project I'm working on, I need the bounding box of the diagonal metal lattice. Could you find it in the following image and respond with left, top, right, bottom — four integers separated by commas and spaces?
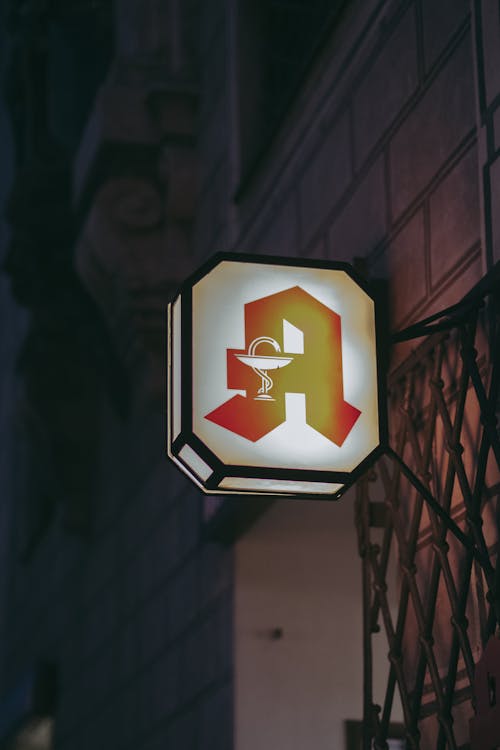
355, 269, 500, 750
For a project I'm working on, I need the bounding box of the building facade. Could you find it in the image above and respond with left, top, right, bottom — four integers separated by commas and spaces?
0, 0, 499, 749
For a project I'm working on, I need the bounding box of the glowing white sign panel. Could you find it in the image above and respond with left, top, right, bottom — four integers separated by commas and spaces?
167, 253, 385, 498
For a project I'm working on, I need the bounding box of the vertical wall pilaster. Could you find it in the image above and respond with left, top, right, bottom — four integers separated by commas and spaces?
472, 0, 500, 268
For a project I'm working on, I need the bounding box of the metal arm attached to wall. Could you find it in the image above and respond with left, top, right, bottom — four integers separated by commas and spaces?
356, 262, 500, 750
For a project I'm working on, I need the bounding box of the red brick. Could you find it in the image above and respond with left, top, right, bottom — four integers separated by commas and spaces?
494, 106, 500, 152
390, 33, 475, 219
411, 249, 483, 321
303, 233, 327, 259
422, 0, 469, 72
429, 146, 480, 287
353, 7, 418, 168
491, 154, 500, 264
482, 1, 500, 107
384, 210, 427, 326
329, 155, 387, 261
257, 191, 300, 257
299, 113, 351, 248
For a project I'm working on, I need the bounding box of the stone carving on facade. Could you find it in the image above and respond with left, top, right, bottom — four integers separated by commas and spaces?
74, 33, 199, 407
1, 0, 126, 544
1, 0, 200, 547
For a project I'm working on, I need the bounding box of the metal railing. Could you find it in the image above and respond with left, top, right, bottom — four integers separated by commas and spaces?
355, 264, 500, 749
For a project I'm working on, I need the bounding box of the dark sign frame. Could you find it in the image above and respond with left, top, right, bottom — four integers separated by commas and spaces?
167, 251, 388, 500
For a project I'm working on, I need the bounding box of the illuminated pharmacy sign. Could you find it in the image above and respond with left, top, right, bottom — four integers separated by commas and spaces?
167, 253, 384, 498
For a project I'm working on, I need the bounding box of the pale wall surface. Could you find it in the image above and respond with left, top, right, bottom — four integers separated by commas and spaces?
235, 495, 402, 750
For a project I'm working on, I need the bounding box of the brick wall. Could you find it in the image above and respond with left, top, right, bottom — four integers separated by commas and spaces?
223, 0, 491, 746
195, 0, 234, 259
0, 0, 498, 748
231, 0, 483, 344
51, 411, 232, 749
2, 408, 233, 749
475, 0, 500, 267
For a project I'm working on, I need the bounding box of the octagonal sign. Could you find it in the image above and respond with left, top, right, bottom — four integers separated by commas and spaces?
167, 253, 385, 498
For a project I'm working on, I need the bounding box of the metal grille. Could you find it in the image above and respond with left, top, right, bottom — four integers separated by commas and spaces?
355, 272, 500, 749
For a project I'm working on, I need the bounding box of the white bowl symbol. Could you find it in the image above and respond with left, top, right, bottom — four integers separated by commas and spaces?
235, 337, 293, 401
